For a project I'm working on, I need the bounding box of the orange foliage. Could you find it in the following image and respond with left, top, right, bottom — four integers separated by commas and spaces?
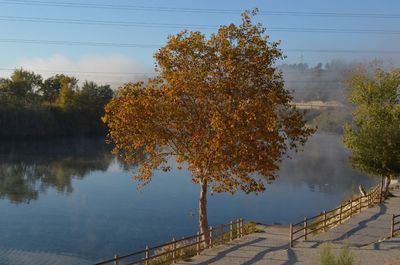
103, 10, 314, 194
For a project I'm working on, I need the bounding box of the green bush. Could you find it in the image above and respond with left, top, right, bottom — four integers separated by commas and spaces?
320, 243, 354, 265
320, 243, 336, 265
336, 245, 354, 265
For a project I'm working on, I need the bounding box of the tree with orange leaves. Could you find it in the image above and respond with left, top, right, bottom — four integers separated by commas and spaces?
103, 10, 314, 242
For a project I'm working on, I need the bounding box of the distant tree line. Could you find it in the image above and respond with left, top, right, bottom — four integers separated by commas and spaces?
0, 69, 113, 138
280, 60, 355, 103
279, 60, 361, 133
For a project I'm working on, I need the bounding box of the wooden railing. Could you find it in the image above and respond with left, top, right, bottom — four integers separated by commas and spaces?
391, 214, 400, 238
289, 185, 381, 248
94, 219, 244, 265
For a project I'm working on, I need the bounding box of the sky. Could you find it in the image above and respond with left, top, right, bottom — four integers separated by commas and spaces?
0, 0, 400, 86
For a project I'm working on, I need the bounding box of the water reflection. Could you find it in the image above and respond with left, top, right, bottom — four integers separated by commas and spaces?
0, 138, 113, 203
0, 134, 375, 204
279, 133, 376, 195
0, 133, 377, 263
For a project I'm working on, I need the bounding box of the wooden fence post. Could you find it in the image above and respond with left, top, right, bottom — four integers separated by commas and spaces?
379, 176, 383, 203
238, 219, 241, 238
359, 196, 362, 212
220, 224, 224, 243
145, 245, 150, 265
196, 232, 200, 255
350, 200, 353, 217
240, 219, 244, 236
367, 193, 370, 207
114, 255, 118, 265
369, 192, 371, 206
230, 221, 233, 241
209, 226, 213, 247
236, 219, 240, 239
339, 204, 343, 224
323, 211, 327, 232
289, 224, 293, 248
372, 189, 375, 205
373, 187, 376, 205
304, 217, 308, 241
373, 190, 375, 204
172, 237, 176, 263
369, 191, 372, 206
239, 219, 242, 237
391, 214, 395, 238
370, 190, 373, 206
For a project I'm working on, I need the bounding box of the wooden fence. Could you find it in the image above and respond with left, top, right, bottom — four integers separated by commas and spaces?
94, 219, 244, 265
391, 214, 400, 238
289, 185, 381, 248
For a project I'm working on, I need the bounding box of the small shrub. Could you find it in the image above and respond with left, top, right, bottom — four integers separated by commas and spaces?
320, 243, 355, 265
320, 243, 336, 265
336, 245, 354, 265
243, 221, 260, 234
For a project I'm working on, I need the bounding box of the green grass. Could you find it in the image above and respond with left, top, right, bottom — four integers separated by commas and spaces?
320, 243, 355, 265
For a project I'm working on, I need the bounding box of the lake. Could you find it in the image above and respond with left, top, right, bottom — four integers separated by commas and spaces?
0, 133, 376, 264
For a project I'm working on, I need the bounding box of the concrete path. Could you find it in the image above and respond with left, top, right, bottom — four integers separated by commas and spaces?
180, 187, 400, 265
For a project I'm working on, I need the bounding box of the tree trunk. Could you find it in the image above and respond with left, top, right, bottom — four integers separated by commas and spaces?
358, 185, 367, 197
383, 176, 391, 198
199, 178, 209, 245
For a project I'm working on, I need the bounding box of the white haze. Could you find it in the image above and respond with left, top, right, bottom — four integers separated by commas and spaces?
280, 59, 400, 104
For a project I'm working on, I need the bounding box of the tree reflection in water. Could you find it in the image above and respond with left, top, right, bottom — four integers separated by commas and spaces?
0, 138, 114, 204
278, 133, 377, 195
0, 134, 377, 204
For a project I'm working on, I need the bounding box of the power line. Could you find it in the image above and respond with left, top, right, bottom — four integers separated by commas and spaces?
284, 48, 400, 54
0, 67, 155, 76
0, 68, 343, 82
0, 38, 399, 54
270, 28, 400, 34
1, 0, 400, 18
0, 68, 345, 84
1, 15, 400, 35
0, 68, 348, 77
0, 16, 217, 30
0, 38, 160, 48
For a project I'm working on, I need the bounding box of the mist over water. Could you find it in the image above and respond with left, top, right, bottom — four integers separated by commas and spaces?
0, 133, 376, 263
280, 60, 355, 103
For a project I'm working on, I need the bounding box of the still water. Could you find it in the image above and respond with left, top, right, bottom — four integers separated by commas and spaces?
0, 133, 376, 264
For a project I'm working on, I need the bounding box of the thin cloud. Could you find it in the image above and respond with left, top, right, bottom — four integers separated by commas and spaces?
1, 54, 155, 88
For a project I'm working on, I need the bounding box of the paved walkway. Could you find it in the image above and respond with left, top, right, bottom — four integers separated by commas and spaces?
180, 187, 400, 265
